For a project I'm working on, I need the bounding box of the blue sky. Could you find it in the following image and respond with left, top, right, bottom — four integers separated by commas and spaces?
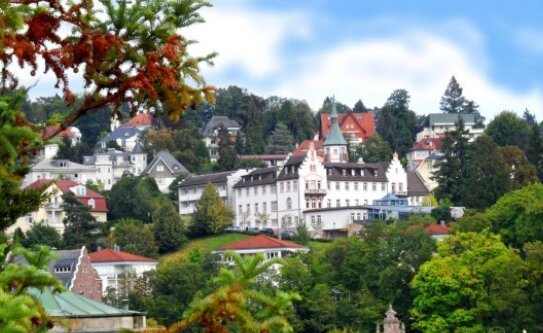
185, 0, 543, 120
23, 0, 543, 121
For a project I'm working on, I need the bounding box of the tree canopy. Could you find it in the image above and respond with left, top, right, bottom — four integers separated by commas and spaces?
189, 182, 234, 237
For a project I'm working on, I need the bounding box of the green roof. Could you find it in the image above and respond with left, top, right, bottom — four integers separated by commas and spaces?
29, 288, 143, 318
324, 101, 347, 146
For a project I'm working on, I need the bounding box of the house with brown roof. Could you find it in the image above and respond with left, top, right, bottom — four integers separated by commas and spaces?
424, 223, 450, 242
8, 179, 108, 234
121, 112, 154, 131
39, 125, 82, 160
214, 235, 309, 262
320, 111, 375, 144
89, 248, 158, 295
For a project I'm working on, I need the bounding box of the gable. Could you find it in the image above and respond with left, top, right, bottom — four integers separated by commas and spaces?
320, 112, 375, 140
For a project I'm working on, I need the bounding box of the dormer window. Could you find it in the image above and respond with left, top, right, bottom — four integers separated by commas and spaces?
342, 169, 346, 176
360, 169, 364, 176
88, 198, 95, 209
374, 170, 379, 177
351, 169, 355, 176
327, 168, 332, 176
157, 165, 164, 172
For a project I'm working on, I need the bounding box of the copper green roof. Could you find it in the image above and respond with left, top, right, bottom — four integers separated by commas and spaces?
324, 100, 347, 146
29, 288, 143, 318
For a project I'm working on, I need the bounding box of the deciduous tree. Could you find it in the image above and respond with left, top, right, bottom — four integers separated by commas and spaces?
153, 200, 186, 254
109, 219, 158, 258
190, 182, 234, 237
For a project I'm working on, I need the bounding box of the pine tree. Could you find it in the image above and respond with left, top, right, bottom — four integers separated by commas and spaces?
153, 200, 186, 254
190, 183, 234, 237
214, 126, 238, 171
440, 76, 468, 114
433, 118, 471, 204
62, 193, 100, 250
353, 100, 367, 113
265, 123, 295, 154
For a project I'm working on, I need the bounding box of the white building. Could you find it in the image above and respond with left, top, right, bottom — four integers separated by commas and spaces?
200, 116, 241, 162
178, 169, 249, 215
416, 113, 484, 142
89, 248, 158, 295
24, 158, 98, 187
83, 142, 147, 190
98, 127, 144, 152
142, 151, 190, 193
40, 125, 82, 160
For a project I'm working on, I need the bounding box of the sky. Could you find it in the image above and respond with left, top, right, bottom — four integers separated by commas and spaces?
23, 0, 543, 121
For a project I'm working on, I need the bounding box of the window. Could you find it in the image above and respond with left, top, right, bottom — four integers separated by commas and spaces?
357, 213, 361, 220
381, 183, 386, 191
26, 214, 33, 224
306, 201, 310, 209
363, 182, 368, 191
364, 199, 368, 205
271, 185, 277, 194
263, 202, 267, 212
354, 182, 359, 190
287, 181, 291, 192
374, 170, 379, 177
336, 199, 341, 207
360, 169, 365, 176
246, 188, 250, 196
286, 198, 292, 210
254, 187, 258, 195
246, 204, 250, 213
342, 169, 346, 176
317, 181, 321, 189
318, 200, 322, 208
335, 182, 340, 190
345, 182, 350, 190
327, 199, 331, 208
311, 216, 315, 224
350, 213, 355, 222
280, 182, 284, 192
271, 201, 278, 212
327, 168, 332, 176
327, 182, 331, 190
317, 215, 322, 223
293, 180, 298, 191
310, 164, 316, 172
255, 203, 259, 213
351, 169, 355, 176
272, 219, 278, 226
392, 183, 396, 193
238, 205, 242, 214
346, 199, 350, 207
263, 185, 267, 195
311, 201, 316, 208
88, 198, 95, 209
372, 182, 377, 191
157, 165, 164, 172
237, 188, 241, 197
355, 199, 359, 206
305, 181, 309, 190
399, 183, 403, 193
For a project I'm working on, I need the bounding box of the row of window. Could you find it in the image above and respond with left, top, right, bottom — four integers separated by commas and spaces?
238, 201, 280, 214
327, 168, 379, 177
181, 185, 226, 195
326, 198, 368, 208
328, 181, 385, 192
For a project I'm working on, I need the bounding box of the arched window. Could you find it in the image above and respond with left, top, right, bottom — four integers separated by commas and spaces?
286, 197, 292, 210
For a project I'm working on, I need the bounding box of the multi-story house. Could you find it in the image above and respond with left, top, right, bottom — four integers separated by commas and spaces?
98, 126, 144, 151
178, 169, 249, 215
415, 113, 483, 141
319, 110, 375, 144
24, 158, 98, 188
40, 125, 82, 160
406, 137, 443, 170
200, 116, 241, 162
143, 151, 190, 193
89, 248, 158, 295
83, 142, 147, 190
9, 179, 108, 234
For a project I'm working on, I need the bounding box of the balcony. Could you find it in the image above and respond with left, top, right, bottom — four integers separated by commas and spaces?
304, 188, 327, 195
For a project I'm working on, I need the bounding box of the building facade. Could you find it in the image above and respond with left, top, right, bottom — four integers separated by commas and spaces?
89, 248, 158, 295
9, 180, 108, 234
200, 116, 241, 162
142, 150, 190, 193
416, 113, 484, 141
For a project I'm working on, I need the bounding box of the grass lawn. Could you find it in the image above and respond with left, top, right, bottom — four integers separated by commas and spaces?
161, 233, 251, 265
161, 233, 333, 265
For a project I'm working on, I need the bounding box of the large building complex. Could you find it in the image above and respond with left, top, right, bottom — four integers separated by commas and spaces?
179, 102, 430, 238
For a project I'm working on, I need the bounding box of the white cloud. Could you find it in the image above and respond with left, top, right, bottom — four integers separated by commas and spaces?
186, 2, 311, 78
273, 31, 543, 120
516, 28, 543, 56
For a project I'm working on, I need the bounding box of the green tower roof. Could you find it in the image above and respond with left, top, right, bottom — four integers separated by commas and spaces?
324, 100, 347, 146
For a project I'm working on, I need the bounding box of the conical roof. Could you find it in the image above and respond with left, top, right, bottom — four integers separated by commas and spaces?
324, 100, 347, 146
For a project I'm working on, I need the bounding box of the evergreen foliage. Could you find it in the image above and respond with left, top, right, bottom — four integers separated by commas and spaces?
23, 223, 62, 249
440, 76, 484, 126
109, 219, 158, 258
265, 123, 296, 154
486, 111, 532, 152
376, 89, 417, 156
214, 126, 238, 172
108, 174, 163, 222
352, 134, 393, 163
190, 183, 234, 237
62, 193, 100, 250
153, 200, 187, 254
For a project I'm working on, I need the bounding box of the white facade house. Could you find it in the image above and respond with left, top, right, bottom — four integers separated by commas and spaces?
40, 126, 82, 160
200, 116, 241, 162
89, 249, 158, 295
24, 159, 98, 187
178, 169, 249, 215
142, 151, 190, 193
415, 113, 484, 142
98, 127, 144, 152
83, 142, 147, 190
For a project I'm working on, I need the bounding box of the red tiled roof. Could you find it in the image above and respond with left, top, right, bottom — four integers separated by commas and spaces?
409, 137, 443, 152
219, 235, 306, 251
239, 154, 288, 160
41, 125, 72, 139
26, 179, 108, 212
122, 113, 153, 128
89, 249, 157, 263
293, 140, 324, 157
424, 224, 450, 235
320, 112, 375, 141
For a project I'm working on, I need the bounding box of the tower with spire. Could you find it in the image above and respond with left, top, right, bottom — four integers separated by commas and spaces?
324, 98, 348, 163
